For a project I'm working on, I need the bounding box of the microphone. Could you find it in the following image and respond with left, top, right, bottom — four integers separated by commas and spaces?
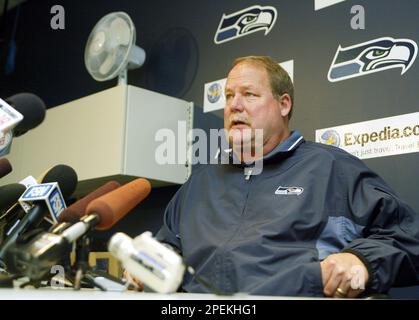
0, 183, 26, 215
0, 158, 12, 179
16, 164, 78, 222
2, 231, 72, 279
50, 180, 121, 234
0, 93, 46, 156
5, 93, 46, 137
0, 97, 23, 135
58, 180, 121, 224
0, 164, 78, 234
3, 178, 150, 281
18, 182, 67, 223
38, 164, 78, 200
62, 178, 151, 241
0, 180, 120, 278
108, 232, 185, 293
0, 184, 26, 244
0, 165, 78, 265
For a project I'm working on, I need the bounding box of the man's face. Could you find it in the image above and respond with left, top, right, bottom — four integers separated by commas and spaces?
224, 62, 286, 150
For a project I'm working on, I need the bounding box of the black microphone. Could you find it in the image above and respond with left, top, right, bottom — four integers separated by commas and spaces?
0, 93, 46, 156
0, 164, 78, 239
5, 93, 46, 137
2, 179, 150, 281
39, 164, 78, 201
0, 158, 12, 179
0, 164, 78, 267
0, 183, 26, 214
0, 183, 26, 245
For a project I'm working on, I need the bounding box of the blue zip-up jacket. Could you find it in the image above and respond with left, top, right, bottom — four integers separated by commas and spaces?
156, 131, 419, 296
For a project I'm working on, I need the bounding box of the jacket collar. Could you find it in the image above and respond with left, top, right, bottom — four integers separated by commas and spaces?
220, 130, 305, 165
263, 130, 305, 162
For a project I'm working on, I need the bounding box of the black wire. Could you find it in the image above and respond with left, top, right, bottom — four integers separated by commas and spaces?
185, 265, 232, 296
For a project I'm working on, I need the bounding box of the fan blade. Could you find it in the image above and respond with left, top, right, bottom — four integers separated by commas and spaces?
99, 49, 117, 75
109, 17, 131, 46
89, 30, 106, 56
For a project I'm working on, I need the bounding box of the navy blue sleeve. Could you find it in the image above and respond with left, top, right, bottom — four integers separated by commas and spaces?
340, 156, 419, 293
155, 185, 184, 254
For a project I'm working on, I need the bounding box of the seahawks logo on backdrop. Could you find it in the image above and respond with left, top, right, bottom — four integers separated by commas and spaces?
328, 37, 418, 82
214, 5, 277, 44
275, 186, 304, 196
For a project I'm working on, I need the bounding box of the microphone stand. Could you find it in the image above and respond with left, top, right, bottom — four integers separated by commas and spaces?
71, 234, 126, 292
72, 235, 106, 291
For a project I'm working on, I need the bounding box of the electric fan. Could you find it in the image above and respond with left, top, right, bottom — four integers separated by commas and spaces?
84, 12, 145, 85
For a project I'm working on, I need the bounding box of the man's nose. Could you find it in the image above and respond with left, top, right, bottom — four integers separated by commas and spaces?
228, 94, 245, 112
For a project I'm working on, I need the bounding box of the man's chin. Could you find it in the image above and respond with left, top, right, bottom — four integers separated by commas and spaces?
228, 135, 253, 148
229, 127, 252, 137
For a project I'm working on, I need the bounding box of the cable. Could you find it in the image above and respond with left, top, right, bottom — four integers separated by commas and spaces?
185, 265, 232, 296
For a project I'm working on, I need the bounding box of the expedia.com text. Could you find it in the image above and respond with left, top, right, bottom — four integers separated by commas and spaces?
344, 125, 419, 147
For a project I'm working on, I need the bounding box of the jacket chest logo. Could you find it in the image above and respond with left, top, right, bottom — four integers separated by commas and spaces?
275, 186, 304, 196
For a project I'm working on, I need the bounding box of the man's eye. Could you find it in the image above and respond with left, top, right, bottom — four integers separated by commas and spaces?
246, 92, 255, 97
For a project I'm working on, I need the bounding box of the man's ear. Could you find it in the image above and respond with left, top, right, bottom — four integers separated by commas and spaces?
278, 93, 292, 118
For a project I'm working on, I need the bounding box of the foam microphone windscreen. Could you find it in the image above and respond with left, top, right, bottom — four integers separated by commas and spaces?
40, 164, 78, 199
0, 183, 26, 212
86, 178, 152, 230
58, 180, 121, 223
6, 93, 46, 137
0, 158, 12, 179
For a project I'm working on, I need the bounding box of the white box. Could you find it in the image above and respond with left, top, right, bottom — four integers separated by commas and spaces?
1, 85, 193, 197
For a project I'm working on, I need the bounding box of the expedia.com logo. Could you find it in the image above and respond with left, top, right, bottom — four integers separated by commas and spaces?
319, 130, 341, 147
214, 5, 277, 44
207, 82, 223, 104
328, 37, 418, 82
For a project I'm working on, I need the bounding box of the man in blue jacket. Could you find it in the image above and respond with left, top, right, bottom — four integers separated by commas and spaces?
155, 56, 419, 298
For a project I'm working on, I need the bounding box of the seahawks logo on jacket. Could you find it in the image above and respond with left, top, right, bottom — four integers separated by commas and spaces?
275, 186, 304, 196
214, 5, 277, 44
328, 37, 418, 82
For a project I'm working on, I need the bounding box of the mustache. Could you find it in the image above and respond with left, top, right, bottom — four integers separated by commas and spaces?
229, 114, 251, 126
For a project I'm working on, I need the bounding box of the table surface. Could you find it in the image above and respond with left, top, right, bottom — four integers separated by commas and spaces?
0, 287, 309, 300
0, 275, 322, 300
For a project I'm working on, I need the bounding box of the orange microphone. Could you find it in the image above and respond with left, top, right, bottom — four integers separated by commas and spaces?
86, 178, 151, 230
58, 180, 121, 224
59, 178, 151, 241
